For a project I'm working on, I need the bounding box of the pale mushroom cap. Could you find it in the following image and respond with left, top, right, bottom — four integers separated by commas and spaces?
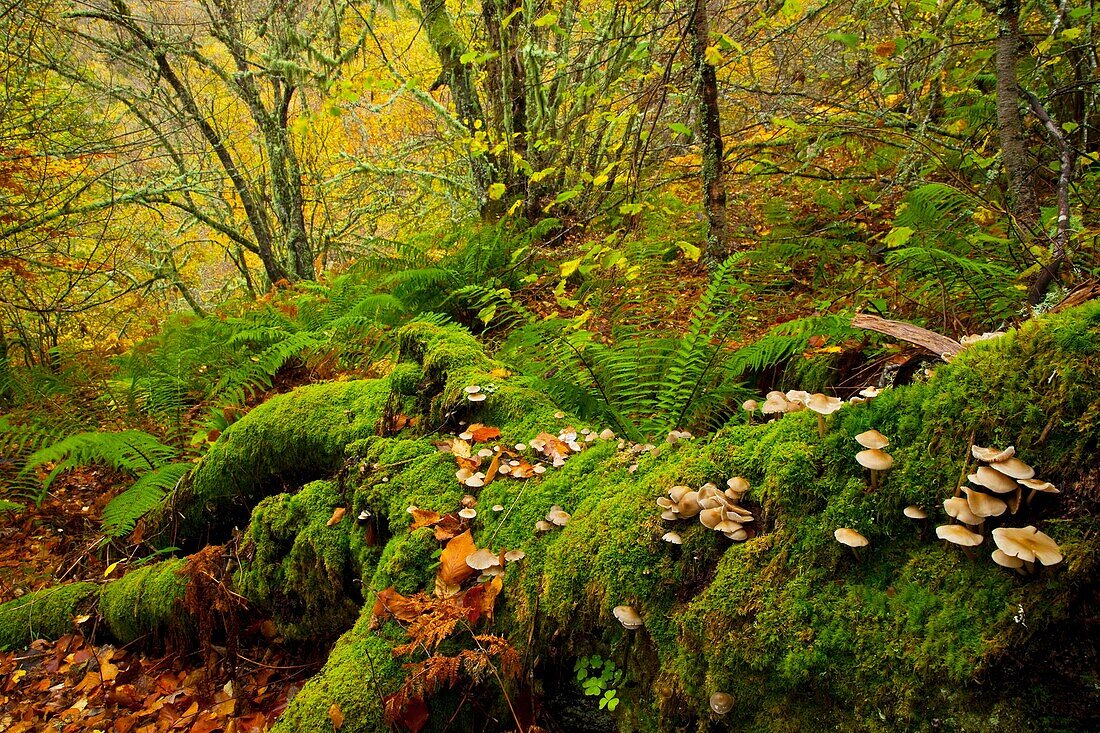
465, 476, 485, 488
724, 528, 749, 541
903, 505, 928, 519
676, 492, 702, 519
492, 504, 505, 512
458, 507, 478, 519
1019, 478, 1059, 493
504, 549, 526, 562
944, 496, 985, 526
613, 605, 643, 629
742, 400, 759, 412
991, 457, 1035, 480
785, 390, 812, 405
936, 524, 984, 546
992, 525, 1063, 565
599, 428, 616, 440
859, 386, 881, 398
660, 510, 679, 521
806, 393, 844, 415
710, 692, 734, 714
963, 487, 1008, 518
467, 392, 487, 402
991, 549, 1025, 569
715, 519, 744, 534
535, 520, 554, 531
971, 466, 1019, 493
668, 485, 694, 503
972, 445, 1016, 463
761, 391, 791, 414
662, 531, 683, 545
855, 429, 890, 450
699, 507, 726, 530
546, 506, 571, 526
466, 548, 501, 570
463, 385, 482, 394
726, 477, 750, 495
834, 527, 869, 548
456, 468, 473, 481
856, 449, 894, 471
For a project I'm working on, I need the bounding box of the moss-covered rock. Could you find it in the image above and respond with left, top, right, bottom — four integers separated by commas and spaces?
159, 378, 392, 546
237, 481, 369, 641
0, 583, 97, 649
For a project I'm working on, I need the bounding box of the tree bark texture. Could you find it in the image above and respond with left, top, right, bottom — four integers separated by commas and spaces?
994, 0, 1040, 234
689, 0, 729, 267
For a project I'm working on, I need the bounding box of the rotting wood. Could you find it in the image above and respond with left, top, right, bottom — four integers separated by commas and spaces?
852, 314, 962, 360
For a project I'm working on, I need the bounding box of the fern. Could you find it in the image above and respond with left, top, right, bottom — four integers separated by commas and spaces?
100, 462, 191, 539
21, 430, 179, 497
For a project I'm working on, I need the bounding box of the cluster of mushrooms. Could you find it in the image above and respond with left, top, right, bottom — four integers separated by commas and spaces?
744, 386, 883, 436
465, 546, 527, 582
657, 478, 755, 542
933, 445, 1062, 571
854, 429, 894, 490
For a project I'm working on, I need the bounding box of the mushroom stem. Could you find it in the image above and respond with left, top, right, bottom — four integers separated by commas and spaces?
816, 414, 827, 438
961, 546, 976, 561
1025, 488, 1036, 507
870, 469, 879, 491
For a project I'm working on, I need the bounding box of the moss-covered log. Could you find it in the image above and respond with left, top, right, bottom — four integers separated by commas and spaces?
8, 309, 1100, 730
0, 560, 192, 650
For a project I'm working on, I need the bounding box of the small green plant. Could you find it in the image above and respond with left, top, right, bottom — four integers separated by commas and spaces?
573, 654, 623, 711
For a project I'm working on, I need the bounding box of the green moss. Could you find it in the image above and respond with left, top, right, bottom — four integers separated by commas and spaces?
0, 582, 97, 649
271, 602, 405, 733
225, 305, 1100, 730
389, 362, 424, 396
237, 481, 368, 641
163, 378, 392, 545
99, 559, 190, 644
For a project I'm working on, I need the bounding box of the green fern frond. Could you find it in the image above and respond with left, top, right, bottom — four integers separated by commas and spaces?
100, 462, 191, 539
21, 430, 179, 498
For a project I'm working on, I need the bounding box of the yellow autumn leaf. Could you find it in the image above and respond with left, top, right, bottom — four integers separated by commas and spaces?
704, 46, 722, 65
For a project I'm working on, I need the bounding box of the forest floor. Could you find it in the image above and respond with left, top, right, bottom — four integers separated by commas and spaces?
0, 470, 311, 733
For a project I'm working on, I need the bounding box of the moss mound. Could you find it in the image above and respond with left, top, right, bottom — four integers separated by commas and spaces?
0, 583, 97, 649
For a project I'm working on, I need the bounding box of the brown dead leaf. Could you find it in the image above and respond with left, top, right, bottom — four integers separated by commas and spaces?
431, 515, 465, 542
467, 424, 501, 443
449, 438, 471, 458
533, 432, 571, 462
189, 713, 221, 733
459, 576, 503, 624
328, 703, 345, 730
437, 530, 477, 588
326, 507, 347, 527
409, 508, 442, 530
484, 455, 500, 484
372, 588, 428, 623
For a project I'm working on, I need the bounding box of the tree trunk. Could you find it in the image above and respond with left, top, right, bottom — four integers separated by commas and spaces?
422, 0, 494, 214
994, 0, 1040, 233
689, 0, 729, 267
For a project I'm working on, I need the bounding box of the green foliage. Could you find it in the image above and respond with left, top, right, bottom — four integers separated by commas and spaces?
21, 430, 178, 494
501, 258, 846, 440
101, 462, 192, 539
574, 654, 623, 711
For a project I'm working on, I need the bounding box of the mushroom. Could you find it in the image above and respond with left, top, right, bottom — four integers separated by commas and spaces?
992, 525, 1063, 568
761, 391, 791, 417
806, 393, 844, 436
969, 466, 1018, 494
936, 524, 983, 559
962, 487, 1007, 518
726, 477, 750, 500
599, 428, 616, 440
903, 505, 928, 520
858, 386, 881, 399
492, 504, 505, 512
662, 531, 683, 545
971, 445, 1015, 463
613, 605, 643, 630
856, 449, 894, 490
534, 520, 554, 532
466, 548, 500, 571
834, 527, 869, 548
855, 430, 889, 450
991, 549, 1026, 574
785, 390, 812, 406
1019, 478, 1059, 506
504, 549, 526, 563
742, 400, 759, 423
458, 507, 477, 519
943, 496, 984, 528
709, 692, 734, 715
990, 457, 1035, 481
546, 505, 571, 527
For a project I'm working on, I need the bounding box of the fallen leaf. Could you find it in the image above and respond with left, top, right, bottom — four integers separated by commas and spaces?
372, 588, 427, 623
437, 531, 477, 588
328, 703, 344, 730
431, 515, 464, 542
459, 576, 503, 624
484, 455, 500, 484
409, 508, 442, 530
326, 508, 346, 527
468, 424, 501, 443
